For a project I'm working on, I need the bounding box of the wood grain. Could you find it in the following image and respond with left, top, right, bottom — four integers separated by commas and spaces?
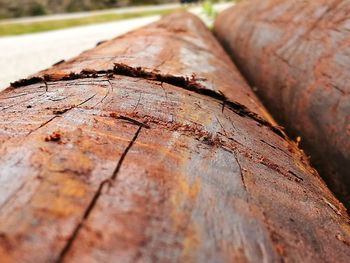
0, 12, 349, 263
214, 0, 350, 208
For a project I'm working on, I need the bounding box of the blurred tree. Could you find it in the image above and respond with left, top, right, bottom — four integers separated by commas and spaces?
28, 2, 47, 16
0, 0, 177, 18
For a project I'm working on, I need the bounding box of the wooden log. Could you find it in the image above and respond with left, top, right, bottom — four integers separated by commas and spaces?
0, 12, 349, 263
214, 0, 350, 208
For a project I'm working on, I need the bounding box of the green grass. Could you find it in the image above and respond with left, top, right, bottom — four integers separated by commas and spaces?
202, 0, 217, 20
0, 8, 184, 36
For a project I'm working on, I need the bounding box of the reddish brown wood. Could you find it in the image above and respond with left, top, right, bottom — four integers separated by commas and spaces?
0, 12, 349, 263
214, 0, 350, 208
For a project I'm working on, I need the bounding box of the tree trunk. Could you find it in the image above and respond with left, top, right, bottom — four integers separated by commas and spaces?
214, 0, 350, 208
0, 12, 349, 263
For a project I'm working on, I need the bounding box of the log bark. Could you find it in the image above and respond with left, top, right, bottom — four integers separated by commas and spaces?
214, 0, 350, 208
0, 12, 349, 263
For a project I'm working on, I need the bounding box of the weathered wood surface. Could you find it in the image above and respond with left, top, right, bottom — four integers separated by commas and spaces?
31, 12, 271, 120
214, 0, 350, 208
0, 12, 349, 263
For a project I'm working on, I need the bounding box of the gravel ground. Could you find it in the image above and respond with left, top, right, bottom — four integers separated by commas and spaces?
0, 3, 233, 91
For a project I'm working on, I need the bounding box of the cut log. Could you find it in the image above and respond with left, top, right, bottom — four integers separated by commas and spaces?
214, 0, 350, 208
0, 12, 349, 263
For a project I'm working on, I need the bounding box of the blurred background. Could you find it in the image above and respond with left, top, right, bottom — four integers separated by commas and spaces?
0, 0, 234, 90
1, 0, 177, 18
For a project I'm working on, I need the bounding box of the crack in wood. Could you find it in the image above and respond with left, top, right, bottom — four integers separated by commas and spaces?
55, 125, 143, 263
25, 94, 96, 136
10, 64, 285, 140
26, 116, 58, 136
53, 94, 96, 115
